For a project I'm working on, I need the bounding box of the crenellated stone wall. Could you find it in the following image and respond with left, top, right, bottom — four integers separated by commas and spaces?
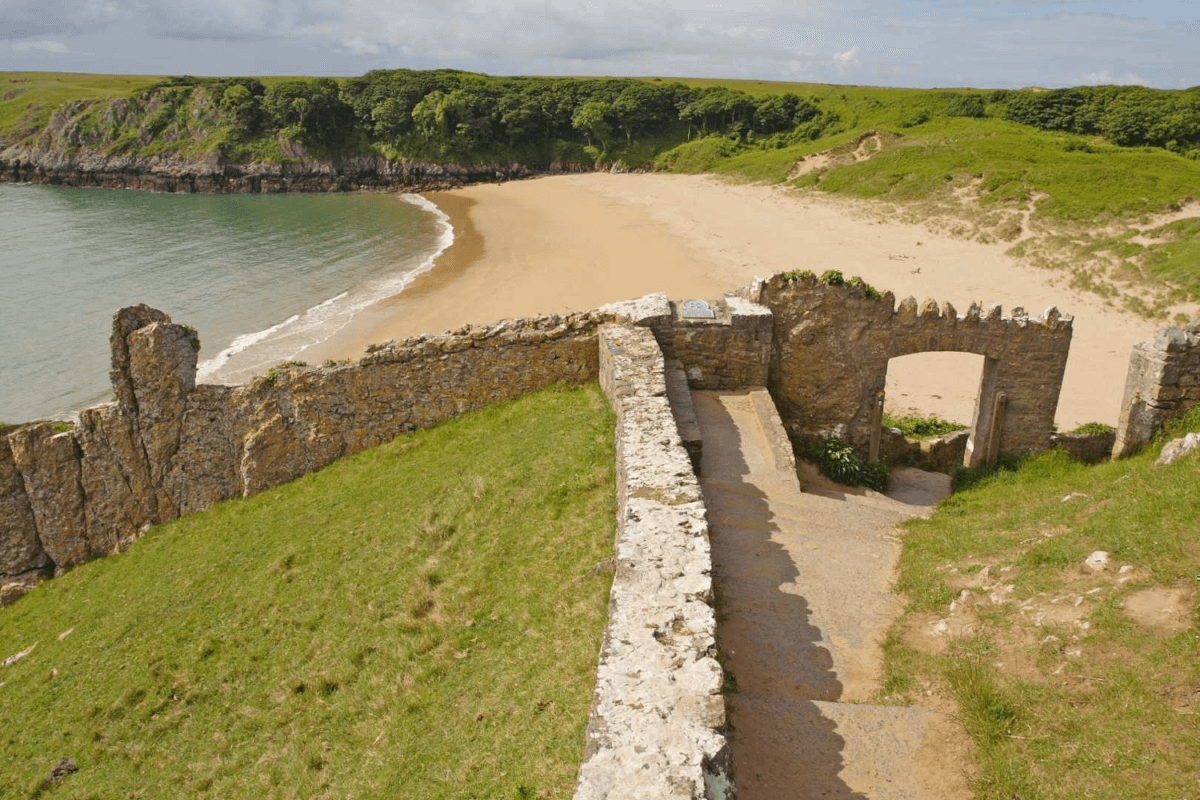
581, 322, 731, 800
1113, 319, 1200, 458
2, 278, 1079, 604
749, 273, 1074, 468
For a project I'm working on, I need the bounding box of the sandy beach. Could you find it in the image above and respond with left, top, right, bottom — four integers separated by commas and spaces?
313, 173, 1180, 429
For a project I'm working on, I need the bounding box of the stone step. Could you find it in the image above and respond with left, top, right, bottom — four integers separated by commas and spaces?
663, 359, 703, 471
726, 696, 969, 800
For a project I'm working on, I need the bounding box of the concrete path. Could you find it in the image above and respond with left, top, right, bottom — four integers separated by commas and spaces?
692, 389, 971, 799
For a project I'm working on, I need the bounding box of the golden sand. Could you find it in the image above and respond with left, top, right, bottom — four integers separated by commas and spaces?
311, 173, 1180, 428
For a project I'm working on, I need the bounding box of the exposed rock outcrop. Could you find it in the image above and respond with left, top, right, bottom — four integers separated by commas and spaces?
0, 144, 592, 194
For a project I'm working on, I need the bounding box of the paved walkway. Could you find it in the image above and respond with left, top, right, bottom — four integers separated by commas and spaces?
692, 389, 971, 799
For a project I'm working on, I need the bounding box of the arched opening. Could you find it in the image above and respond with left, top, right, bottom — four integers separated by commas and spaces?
876, 351, 988, 470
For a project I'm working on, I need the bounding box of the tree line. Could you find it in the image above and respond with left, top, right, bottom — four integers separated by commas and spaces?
135, 70, 838, 165
129, 72, 1200, 166
992, 85, 1200, 155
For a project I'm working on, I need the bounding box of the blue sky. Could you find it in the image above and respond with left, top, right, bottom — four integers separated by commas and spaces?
2, 0, 1198, 88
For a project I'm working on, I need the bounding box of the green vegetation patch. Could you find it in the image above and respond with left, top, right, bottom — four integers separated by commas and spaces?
797, 436, 889, 492
809, 118, 1200, 223
1140, 218, 1200, 297
1065, 421, 1116, 436
882, 407, 1200, 798
882, 411, 967, 440
0, 73, 162, 142
0, 384, 616, 798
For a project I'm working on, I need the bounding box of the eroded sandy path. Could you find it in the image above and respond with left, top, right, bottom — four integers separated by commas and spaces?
693, 389, 971, 798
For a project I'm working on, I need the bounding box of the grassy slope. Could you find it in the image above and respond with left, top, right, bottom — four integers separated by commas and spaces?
0, 384, 616, 799
0, 73, 162, 140
881, 408, 1200, 798
0, 72, 319, 144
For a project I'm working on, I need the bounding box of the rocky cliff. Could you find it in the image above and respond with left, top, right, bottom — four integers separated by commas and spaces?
0, 94, 593, 193
0, 143, 593, 193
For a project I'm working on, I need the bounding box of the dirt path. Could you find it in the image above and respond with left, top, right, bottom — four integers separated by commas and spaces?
692, 389, 972, 798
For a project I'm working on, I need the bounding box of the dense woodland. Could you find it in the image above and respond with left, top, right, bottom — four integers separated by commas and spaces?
117, 71, 835, 165
78, 70, 1200, 167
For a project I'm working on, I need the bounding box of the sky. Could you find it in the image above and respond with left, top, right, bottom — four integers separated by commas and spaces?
2, 0, 1198, 89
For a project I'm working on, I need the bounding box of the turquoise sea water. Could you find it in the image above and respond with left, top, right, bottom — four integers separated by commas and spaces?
0, 185, 451, 424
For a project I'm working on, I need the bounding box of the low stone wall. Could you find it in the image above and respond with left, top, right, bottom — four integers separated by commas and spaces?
0, 305, 603, 603
578, 323, 731, 799
1053, 430, 1117, 463
661, 296, 773, 390
751, 273, 1073, 468
878, 428, 970, 473
1113, 320, 1200, 458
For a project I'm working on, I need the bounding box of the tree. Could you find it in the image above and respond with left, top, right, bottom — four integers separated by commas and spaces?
262, 78, 352, 149
218, 84, 261, 138
572, 100, 613, 151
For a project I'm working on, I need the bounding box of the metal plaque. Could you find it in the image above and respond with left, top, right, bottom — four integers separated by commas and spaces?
681, 299, 716, 319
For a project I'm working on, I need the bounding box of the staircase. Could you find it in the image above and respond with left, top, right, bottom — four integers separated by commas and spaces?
691, 389, 970, 799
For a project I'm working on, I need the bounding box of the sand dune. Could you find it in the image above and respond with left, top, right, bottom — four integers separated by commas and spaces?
320, 173, 1180, 429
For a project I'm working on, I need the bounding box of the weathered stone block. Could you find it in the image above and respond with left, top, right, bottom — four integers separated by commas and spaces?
7, 425, 89, 572
0, 432, 47, 578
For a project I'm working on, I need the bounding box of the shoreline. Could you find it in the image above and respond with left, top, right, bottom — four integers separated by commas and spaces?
302, 191, 487, 364
311, 175, 741, 364
314, 173, 1184, 430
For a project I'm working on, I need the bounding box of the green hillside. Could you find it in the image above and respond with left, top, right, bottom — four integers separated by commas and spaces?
0, 384, 616, 798
882, 407, 1200, 798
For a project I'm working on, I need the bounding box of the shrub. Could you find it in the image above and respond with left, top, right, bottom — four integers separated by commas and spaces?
801, 437, 889, 492
1065, 421, 1114, 435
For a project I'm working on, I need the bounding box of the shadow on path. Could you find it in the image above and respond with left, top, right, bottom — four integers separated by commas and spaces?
694, 390, 864, 799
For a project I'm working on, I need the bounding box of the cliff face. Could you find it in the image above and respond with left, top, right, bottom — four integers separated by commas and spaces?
0, 144, 593, 193
0, 94, 593, 193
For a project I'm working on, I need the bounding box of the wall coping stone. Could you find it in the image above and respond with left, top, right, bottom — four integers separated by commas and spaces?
581, 323, 732, 800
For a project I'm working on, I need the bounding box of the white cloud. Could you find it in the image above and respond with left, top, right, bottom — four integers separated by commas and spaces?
1075, 70, 1147, 86
834, 45, 862, 65
340, 35, 381, 55
13, 39, 70, 53
832, 45, 862, 77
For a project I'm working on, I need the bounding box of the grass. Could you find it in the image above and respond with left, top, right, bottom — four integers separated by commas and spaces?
882, 411, 967, 439
0, 383, 616, 799
0, 73, 162, 141
807, 118, 1200, 223
881, 406, 1200, 798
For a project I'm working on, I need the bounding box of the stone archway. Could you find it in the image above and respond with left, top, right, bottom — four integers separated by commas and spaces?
868, 351, 986, 468
750, 273, 1074, 467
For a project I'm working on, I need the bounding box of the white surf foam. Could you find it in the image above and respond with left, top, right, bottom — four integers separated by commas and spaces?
195, 193, 455, 385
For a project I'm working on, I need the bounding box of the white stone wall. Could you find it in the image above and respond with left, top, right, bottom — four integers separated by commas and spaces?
577, 322, 732, 800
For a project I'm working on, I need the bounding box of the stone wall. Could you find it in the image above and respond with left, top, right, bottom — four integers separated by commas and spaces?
1113, 320, 1200, 458
0, 304, 603, 603
750, 273, 1074, 468
1053, 430, 1118, 463
659, 296, 773, 390
579, 322, 731, 800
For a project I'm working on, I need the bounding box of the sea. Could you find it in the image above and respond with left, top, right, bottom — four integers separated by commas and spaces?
0, 183, 453, 424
